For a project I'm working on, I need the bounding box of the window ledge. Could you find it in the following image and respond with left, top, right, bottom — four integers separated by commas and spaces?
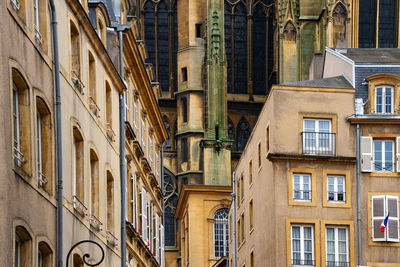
370, 172, 400, 177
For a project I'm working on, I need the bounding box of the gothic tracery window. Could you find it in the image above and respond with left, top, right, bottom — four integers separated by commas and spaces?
332, 2, 347, 48
163, 172, 178, 246
237, 118, 250, 152
214, 209, 229, 259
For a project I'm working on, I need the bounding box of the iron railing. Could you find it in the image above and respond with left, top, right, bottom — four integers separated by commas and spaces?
292, 259, 315, 266
326, 261, 349, 267
293, 190, 312, 201
302, 132, 336, 155
327, 191, 346, 202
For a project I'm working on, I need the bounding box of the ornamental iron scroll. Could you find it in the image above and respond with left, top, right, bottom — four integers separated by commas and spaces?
66, 240, 105, 267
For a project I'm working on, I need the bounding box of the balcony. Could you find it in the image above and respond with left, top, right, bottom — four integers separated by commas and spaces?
301, 132, 336, 155
293, 190, 312, 201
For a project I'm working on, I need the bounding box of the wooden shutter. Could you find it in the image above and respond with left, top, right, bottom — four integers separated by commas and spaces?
397, 137, 400, 172
386, 196, 399, 242
131, 175, 137, 230
161, 224, 165, 267
141, 187, 147, 242
155, 214, 160, 261
361, 136, 373, 172
372, 195, 386, 241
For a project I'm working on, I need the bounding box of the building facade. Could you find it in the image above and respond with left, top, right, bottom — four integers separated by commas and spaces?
230, 49, 400, 267
1, 0, 167, 266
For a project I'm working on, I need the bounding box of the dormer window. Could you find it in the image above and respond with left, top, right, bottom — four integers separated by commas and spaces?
375, 86, 393, 114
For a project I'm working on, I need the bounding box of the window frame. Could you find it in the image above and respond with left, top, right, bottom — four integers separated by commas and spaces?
214, 209, 229, 259
323, 170, 351, 208
327, 175, 346, 203
302, 118, 333, 154
325, 226, 349, 267
291, 225, 315, 267
292, 173, 312, 202
375, 86, 394, 114
288, 169, 317, 207
373, 139, 395, 173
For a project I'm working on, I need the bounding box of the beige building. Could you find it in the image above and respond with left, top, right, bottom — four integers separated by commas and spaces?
230, 49, 400, 267
1, 0, 167, 266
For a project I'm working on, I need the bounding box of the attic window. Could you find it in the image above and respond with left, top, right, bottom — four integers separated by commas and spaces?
195, 23, 202, 38
182, 67, 188, 82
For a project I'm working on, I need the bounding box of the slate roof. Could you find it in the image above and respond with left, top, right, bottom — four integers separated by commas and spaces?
336, 48, 400, 64
281, 75, 354, 89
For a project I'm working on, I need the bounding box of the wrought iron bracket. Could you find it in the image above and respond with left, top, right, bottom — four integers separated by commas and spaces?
66, 240, 105, 267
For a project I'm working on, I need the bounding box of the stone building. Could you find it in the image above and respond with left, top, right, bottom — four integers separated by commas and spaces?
230, 49, 400, 267
1, 0, 167, 266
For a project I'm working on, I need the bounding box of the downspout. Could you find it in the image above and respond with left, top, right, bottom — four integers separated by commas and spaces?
356, 123, 362, 266
118, 29, 127, 267
48, 1, 63, 266
231, 172, 237, 267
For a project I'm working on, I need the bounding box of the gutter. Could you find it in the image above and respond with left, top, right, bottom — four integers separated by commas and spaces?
161, 143, 165, 267
48, 1, 63, 266
356, 124, 362, 266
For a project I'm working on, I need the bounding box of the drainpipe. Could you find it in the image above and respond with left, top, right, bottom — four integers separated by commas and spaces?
356, 123, 362, 266
231, 172, 237, 267
118, 28, 127, 267
48, 1, 62, 266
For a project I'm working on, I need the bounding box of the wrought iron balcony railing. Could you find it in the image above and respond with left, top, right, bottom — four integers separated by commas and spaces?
301, 132, 336, 155
292, 259, 315, 266
326, 261, 349, 267
327, 191, 346, 202
293, 190, 312, 201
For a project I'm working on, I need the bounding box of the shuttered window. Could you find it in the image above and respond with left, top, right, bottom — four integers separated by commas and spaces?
361, 137, 400, 173
372, 195, 399, 242
141, 187, 147, 242
131, 175, 137, 229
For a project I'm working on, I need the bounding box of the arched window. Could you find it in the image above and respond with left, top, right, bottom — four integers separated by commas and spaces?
88, 51, 97, 104
33, 0, 49, 51
89, 149, 99, 222
233, 2, 247, 94
106, 170, 114, 232
237, 118, 250, 152
38, 241, 53, 267
214, 209, 229, 259
73, 254, 83, 267
332, 2, 347, 48
282, 21, 297, 83
252, 5, 267, 95
163, 115, 171, 149
163, 172, 178, 247
224, 1, 233, 93
36, 97, 52, 194
15, 225, 32, 267
72, 126, 84, 204
70, 21, 82, 91
12, 68, 31, 174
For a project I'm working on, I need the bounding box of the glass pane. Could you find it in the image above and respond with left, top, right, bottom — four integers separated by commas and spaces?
327, 228, 335, 240
292, 226, 300, 238
374, 141, 383, 171
304, 227, 311, 239
376, 87, 383, 113
304, 240, 312, 252
304, 120, 315, 132
319, 120, 330, 132
385, 141, 393, 171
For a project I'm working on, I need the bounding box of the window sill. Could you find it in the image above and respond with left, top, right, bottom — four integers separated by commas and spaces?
370, 172, 400, 177
323, 201, 351, 209
289, 200, 316, 207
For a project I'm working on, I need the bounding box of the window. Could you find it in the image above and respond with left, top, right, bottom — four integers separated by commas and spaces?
70, 21, 82, 92
38, 241, 52, 267
33, 0, 47, 47
291, 225, 314, 266
141, 187, 148, 243
141, 118, 146, 150
237, 118, 250, 152
73, 254, 83, 267
375, 87, 393, 114
89, 149, 99, 221
361, 137, 400, 173
258, 142, 261, 167
36, 97, 52, 194
195, 23, 202, 38
149, 135, 153, 166
15, 226, 32, 267
182, 97, 188, 123
72, 127, 84, 203
241, 212, 245, 243
88, 52, 97, 105
293, 174, 311, 201
371, 195, 399, 242
181, 67, 188, 82
106, 171, 114, 232
105, 81, 112, 127
12, 69, 31, 174
374, 140, 394, 172
266, 125, 270, 154
182, 138, 188, 163
240, 176, 244, 202
131, 174, 138, 229
327, 176, 345, 202
249, 199, 254, 231
214, 209, 229, 259
250, 251, 254, 267
302, 119, 333, 155
326, 227, 349, 267
237, 176, 241, 207
249, 160, 253, 185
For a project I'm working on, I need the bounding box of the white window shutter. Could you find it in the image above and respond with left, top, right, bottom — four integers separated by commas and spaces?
141, 187, 147, 241
361, 136, 373, 172
131, 175, 137, 229
397, 137, 400, 172
155, 214, 160, 261
149, 202, 153, 250
372, 195, 386, 241
386, 195, 399, 242
161, 224, 165, 267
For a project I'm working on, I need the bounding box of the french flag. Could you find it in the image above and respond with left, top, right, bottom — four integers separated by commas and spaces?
380, 213, 390, 232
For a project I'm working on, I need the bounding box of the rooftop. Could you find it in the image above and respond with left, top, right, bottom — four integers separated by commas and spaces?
281, 75, 354, 89
334, 48, 400, 64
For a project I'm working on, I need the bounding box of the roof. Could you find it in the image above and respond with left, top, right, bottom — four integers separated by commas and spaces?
281, 75, 354, 89
335, 48, 400, 64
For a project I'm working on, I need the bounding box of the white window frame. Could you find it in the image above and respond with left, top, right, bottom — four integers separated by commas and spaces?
291, 225, 314, 266
37, 112, 42, 179
375, 86, 394, 114
325, 226, 349, 267
373, 140, 394, 172
72, 138, 77, 197
124, 89, 129, 122
13, 85, 21, 166
327, 176, 346, 203
15, 234, 21, 267
293, 174, 311, 202
34, 0, 39, 32
303, 119, 332, 153
214, 209, 229, 259
131, 175, 137, 229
